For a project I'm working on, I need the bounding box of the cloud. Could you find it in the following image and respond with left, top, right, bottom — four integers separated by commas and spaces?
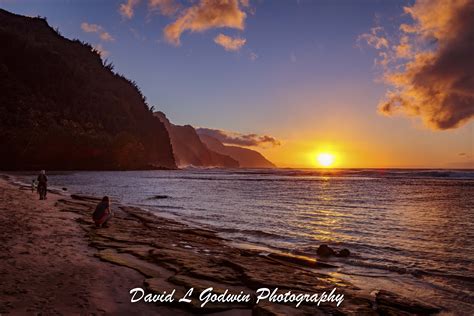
81, 22, 115, 42
239, 0, 250, 7
119, 0, 179, 19
249, 51, 258, 61
357, 26, 389, 50
119, 0, 140, 19
164, 0, 247, 45
214, 33, 246, 51
196, 128, 280, 147
360, 0, 474, 130
394, 35, 412, 58
92, 43, 110, 58
148, 0, 180, 16
130, 27, 146, 41
118, 0, 252, 48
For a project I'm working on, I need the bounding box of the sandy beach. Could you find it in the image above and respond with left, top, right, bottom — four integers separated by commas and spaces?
0, 176, 443, 315
0, 177, 187, 315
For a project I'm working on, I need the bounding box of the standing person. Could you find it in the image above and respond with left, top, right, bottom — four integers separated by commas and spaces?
37, 170, 48, 200
93, 196, 113, 228
31, 179, 36, 193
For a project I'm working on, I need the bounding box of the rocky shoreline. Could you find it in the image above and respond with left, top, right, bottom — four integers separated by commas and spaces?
0, 176, 442, 315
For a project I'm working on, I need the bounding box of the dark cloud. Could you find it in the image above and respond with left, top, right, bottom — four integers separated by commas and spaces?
196, 128, 280, 147
361, 0, 474, 130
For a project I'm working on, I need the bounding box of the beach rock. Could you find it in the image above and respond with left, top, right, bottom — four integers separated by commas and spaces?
158, 275, 250, 312
337, 248, 351, 257
316, 244, 335, 257
169, 274, 249, 298
144, 277, 189, 306
148, 195, 169, 200
51, 190, 437, 315
253, 302, 324, 316
375, 290, 441, 314
96, 249, 163, 278
267, 252, 336, 268
70, 194, 101, 203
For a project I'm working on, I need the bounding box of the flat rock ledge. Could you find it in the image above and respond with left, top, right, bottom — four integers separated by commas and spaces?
55, 195, 442, 315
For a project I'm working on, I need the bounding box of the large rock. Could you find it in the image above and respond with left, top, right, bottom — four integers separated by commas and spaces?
336, 248, 351, 257
375, 290, 442, 314
316, 244, 336, 257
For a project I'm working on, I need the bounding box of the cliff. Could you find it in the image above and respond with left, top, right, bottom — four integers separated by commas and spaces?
0, 9, 176, 170
154, 112, 239, 168
198, 134, 276, 168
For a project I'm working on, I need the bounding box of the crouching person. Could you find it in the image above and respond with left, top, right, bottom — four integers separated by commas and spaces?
93, 196, 113, 228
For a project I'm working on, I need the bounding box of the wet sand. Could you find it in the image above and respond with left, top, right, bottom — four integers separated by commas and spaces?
0, 176, 442, 315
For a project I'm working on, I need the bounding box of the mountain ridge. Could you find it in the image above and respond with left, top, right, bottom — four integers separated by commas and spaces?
154, 112, 239, 168
198, 134, 276, 168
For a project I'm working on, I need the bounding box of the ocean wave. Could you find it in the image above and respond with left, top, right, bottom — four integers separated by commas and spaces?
145, 204, 184, 210
336, 258, 474, 286
219, 227, 291, 240
168, 169, 474, 182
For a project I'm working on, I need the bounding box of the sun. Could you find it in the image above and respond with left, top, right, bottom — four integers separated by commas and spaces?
316, 153, 335, 168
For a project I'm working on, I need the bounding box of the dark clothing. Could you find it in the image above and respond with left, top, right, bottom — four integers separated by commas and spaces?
37, 174, 48, 199
93, 201, 109, 222
37, 174, 47, 185
96, 212, 112, 227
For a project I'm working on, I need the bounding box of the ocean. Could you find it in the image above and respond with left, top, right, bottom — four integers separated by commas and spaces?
14, 168, 474, 313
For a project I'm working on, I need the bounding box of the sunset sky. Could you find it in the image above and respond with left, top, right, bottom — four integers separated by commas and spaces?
2, 0, 473, 168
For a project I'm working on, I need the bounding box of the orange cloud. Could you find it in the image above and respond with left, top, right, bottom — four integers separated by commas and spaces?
392, 35, 411, 58
362, 0, 474, 130
148, 0, 180, 16
214, 33, 246, 51
81, 22, 115, 42
119, 0, 140, 19
240, 0, 250, 7
358, 27, 388, 50
164, 0, 246, 45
